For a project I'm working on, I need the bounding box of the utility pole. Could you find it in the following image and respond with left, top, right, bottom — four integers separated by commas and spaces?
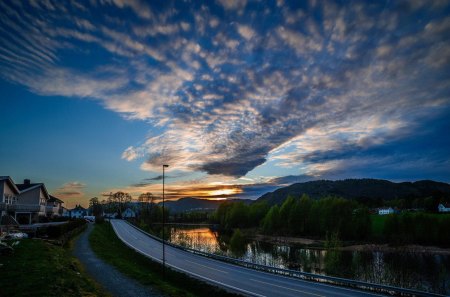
162, 164, 169, 278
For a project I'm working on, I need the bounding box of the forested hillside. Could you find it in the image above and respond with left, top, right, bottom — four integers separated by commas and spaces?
257, 179, 450, 206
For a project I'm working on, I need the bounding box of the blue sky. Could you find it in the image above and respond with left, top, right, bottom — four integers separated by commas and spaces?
1, 0, 449, 207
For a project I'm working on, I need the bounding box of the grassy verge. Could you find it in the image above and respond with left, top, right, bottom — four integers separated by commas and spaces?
89, 222, 241, 297
370, 214, 386, 238
0, 238, 109, 297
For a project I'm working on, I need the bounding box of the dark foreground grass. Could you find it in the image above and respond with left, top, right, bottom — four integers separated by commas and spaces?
0, 239, 109, 297
89, 222, 241, 297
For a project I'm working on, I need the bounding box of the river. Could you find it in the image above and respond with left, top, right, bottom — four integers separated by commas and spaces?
165, 225, 450, 295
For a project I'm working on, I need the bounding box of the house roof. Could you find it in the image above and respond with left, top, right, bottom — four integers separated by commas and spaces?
0, 176, 20, 194
48, 195, 64, 203
72, 205, 87, 211
16, 182, 50, 199
439, 203, 450, 208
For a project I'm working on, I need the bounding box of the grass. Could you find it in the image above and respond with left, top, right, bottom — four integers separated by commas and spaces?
0, 238, 109, 297
89, 222, 240, 297
370, 214, 386, 238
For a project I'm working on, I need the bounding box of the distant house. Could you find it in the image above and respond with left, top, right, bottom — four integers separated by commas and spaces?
438, 203, 450, 213
63, 205, 87, 218
122, 208, 136, 218
46, 195, 64, 217
378, 207, 395, 215
104, 212, 118, 219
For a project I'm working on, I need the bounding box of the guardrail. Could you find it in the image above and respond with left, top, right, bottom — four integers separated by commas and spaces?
124, 221, 444, 297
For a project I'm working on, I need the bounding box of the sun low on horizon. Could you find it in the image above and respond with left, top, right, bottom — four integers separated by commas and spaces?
0, 0, 449, 208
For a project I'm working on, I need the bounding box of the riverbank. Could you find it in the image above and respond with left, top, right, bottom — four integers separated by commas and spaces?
249, 232, 450, 255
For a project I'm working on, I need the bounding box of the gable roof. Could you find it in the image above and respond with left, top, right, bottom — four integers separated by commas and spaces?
439, 203, 450, 208
0, 176, 20, 194
16, 182, 50, 199
48, 195, 64, 204
72, 205, 87, 211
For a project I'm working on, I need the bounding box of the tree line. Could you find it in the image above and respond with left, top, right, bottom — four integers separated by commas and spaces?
212, 194, 450, 246
212, 195, 371, 240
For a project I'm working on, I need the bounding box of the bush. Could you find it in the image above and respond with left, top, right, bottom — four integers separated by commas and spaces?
95, 216, 105, 224
46, 219, 87, 238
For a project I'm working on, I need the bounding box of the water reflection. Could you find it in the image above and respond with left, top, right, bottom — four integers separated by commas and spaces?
167, 226, 450, 294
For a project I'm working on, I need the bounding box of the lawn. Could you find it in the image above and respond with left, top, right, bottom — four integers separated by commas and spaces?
370, 214, 386, 238
0, 239, 109, 297
89, 222, 240, 297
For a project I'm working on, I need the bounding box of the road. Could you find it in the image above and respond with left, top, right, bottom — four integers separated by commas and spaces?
111, 219, 385, 297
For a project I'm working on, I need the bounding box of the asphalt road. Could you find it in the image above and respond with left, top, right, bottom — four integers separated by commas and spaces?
111, 219, 385, 297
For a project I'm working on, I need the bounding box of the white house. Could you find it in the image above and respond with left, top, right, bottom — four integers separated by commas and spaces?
63, 205, 87, 218
378, 207, 395, 215
122, 208, 136, 218
438, 203, 450, 213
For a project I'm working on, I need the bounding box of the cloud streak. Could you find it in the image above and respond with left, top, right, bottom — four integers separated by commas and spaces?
1, 0, 449, 184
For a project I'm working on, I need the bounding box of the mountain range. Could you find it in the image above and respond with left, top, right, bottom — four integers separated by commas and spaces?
256, 179, 450, 205
159, 197, 251, 213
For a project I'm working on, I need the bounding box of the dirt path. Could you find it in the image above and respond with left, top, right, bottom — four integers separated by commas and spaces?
73, 223, 165, 297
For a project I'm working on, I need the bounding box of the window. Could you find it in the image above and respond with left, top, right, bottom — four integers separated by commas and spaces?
3, 194, 16, 204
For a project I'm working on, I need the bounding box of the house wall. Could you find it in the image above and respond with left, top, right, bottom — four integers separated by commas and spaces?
0, 181, 4, 216
0, 181, 5, 199
18, 187, 40, 204
3, 182, 16, 198
39, 189, 47, 206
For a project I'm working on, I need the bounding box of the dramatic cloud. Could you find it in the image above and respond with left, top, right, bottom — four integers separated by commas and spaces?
1, 0, 449, 187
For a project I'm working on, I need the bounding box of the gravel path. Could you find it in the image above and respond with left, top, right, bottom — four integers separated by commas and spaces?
73, 223, 165, 297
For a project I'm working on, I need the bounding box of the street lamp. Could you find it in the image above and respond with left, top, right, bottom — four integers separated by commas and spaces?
162, 164, 169, 277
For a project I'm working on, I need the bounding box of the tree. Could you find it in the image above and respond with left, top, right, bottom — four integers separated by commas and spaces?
248, 201, 269, 227
261, 205, 281, 234
293, 194, 312, 235
138, 192, 154, 221
230, 229, 246, 256
352, 207, 371, 240
111, 191, 132, 217
226, 202, 249, 229
89, 197, 103, 217
279, 195, 297, 234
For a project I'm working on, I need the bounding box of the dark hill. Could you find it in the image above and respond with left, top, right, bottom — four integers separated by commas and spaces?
159, 197, 251, 213
256, 179, 450, 205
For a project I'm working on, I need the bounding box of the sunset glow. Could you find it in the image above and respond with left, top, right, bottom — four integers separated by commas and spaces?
0, 0, 449, 208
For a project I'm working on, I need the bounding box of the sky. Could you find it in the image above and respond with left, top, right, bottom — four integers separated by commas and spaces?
1, 0, 450, 208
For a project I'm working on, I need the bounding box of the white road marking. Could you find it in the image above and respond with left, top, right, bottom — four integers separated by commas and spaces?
185, 259, 229, 274
250, 279, 325, 297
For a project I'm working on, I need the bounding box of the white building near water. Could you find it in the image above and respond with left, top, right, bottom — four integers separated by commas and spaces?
378, 207, 395, 215
122, 208, 136, 218
438, 203, 450, 213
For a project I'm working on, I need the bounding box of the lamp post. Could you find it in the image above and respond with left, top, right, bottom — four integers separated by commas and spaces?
162, 164, 169, 277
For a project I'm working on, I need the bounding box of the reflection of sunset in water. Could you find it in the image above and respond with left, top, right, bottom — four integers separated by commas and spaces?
170, 227, 220, 253
168, 226, 450, 294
